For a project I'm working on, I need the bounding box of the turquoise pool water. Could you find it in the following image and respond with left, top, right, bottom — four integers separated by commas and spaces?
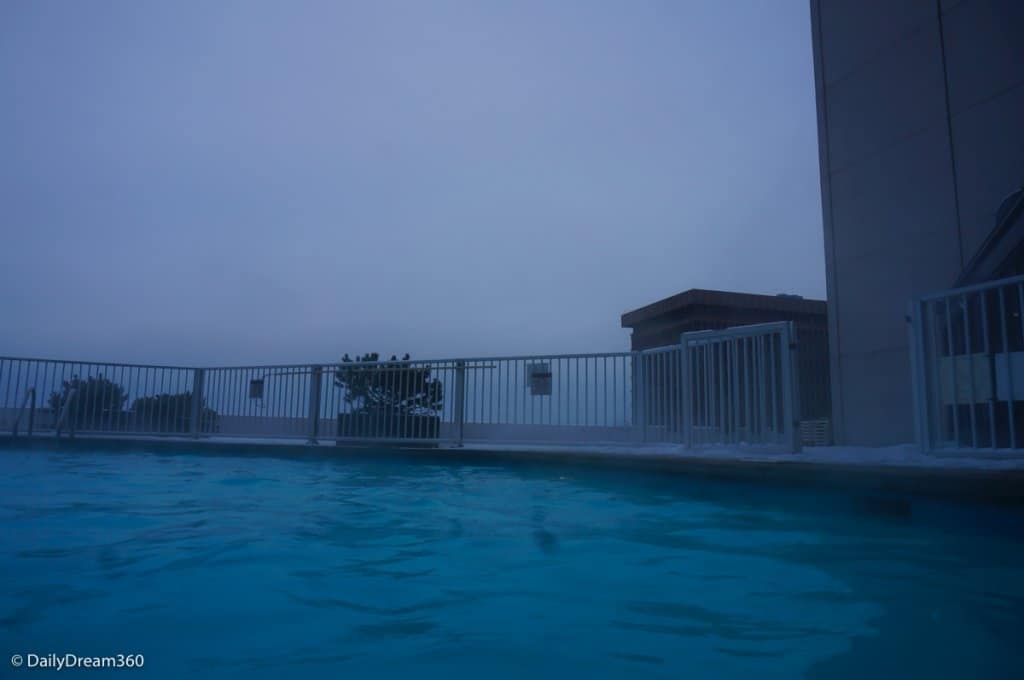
1, 446, 1022, 679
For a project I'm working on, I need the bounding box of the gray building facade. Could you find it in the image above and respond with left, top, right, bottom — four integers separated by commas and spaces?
810, 0, 1024, 445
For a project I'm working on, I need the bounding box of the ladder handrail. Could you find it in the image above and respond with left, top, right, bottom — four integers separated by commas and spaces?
10, 388, 36, 437
54, 388, 78, 438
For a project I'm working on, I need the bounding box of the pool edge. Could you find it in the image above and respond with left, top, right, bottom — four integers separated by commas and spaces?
3, 434, 1023, 502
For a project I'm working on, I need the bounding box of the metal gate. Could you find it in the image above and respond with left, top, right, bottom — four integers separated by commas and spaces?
681, 322, 801, 452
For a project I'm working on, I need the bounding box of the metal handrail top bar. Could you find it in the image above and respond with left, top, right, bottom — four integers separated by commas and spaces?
682, 321, 794, 343
380, 351, 634, 364
916, 272, 1024, 302
0, 356, 198, 370
187, 351, 634, 371
638, 345, 682, 355
0, 351, 633, 373
265, 364, 501, 376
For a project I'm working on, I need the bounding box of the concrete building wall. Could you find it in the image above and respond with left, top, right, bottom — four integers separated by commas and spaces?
810, 0, 1024, 445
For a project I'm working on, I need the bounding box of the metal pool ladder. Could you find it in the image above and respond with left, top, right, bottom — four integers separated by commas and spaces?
10, 388, 36, 437
54, 388, 78, 438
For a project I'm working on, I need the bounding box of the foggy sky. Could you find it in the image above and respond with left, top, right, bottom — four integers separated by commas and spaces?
1, 1, 824, 366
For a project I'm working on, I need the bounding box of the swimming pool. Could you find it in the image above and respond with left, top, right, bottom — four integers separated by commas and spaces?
1, 445, 1022, 678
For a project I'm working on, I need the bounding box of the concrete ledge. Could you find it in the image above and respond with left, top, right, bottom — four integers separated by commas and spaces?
2, 434, 1024, 501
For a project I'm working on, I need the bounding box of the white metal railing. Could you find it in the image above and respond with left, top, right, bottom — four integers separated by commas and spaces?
0, 358, 198, 438
0, 329, 802, 452
681, 322, 801, 451
635, 345, 685, 444
193, 355, 638, 445
0, 354, 638, 447
909, 273, 1024, 455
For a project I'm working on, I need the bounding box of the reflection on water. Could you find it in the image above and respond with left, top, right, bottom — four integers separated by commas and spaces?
1, 447, 1022, 679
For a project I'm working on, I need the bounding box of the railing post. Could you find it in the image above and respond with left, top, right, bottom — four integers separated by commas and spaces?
632, 352, 647, 443
189, 369, 205, 438
780, 322, 802, 453
453, 361, 466, 446
55, 388, 78, 439
308, 365, 323, 444
27, 388, 35, 437
680, 339, 691, 448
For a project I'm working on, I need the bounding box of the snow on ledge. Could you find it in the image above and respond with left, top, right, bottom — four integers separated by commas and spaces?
453, 441, 1024, 472
6, 433, 1024, 473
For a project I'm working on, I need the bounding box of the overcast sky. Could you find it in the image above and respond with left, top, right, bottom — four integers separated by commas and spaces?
1, 1, 823, 366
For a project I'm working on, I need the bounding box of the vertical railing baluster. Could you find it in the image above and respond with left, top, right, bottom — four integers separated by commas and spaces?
962, 294, 978, 449
943, 298, 959, 447
190, 369, 205, 438
453, 360, 466, 446
307, 365, 322, 444
996, 287, 1014, 449
979, 291, 997, 449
